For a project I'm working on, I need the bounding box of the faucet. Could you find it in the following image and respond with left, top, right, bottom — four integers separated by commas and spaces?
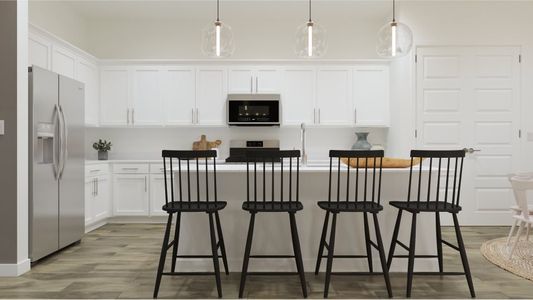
301, 123, 307, 166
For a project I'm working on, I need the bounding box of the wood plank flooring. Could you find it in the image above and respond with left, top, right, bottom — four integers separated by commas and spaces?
0, 224, 531, 298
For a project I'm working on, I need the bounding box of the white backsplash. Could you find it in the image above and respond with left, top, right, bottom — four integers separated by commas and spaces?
85, 127, 388, 161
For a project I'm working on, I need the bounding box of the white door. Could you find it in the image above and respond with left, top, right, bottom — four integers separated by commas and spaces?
196, 67, 227, 125
85, 177, 95, 225
228, 67, 254, 93
100, 67, 130, 126
76, 58, 99, 126
132, 67, 164, 126
316, 67, 353, 125
93, 175, 110, 221
282, 67, 316, 125
29, 33, 51, 69
150, 174, 169, 216
51, 45, 76, 78
353, 66, 390, 126
163, 67, 196, 125
113, 174, 149, 216
416, 46, 521, 225
256, 68, 281, 93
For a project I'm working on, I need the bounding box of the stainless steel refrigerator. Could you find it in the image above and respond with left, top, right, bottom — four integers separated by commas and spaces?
29, 66, 85, 262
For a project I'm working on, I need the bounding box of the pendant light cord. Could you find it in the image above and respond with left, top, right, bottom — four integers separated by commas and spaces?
392, 0, 396, 22
308, 0, 312, 22
216, 0, 220, 22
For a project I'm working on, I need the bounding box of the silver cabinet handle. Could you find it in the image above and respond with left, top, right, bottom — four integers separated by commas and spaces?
132, 108, 135, 125
354, 108, 357, 124
250, 76, 253, 93
313, 108, 316, 124
90, 169, 100, 173
93, 178, 96, 196
96, 177, 99, 196
196, 108, 199, 123
192, 108, 195, 124
144, 176, 147, 192
127, 109, 130, 124
255, 77, 259, 93
122, 167, 139, 171
464, 148, 481, 154
318, 109, 321, 124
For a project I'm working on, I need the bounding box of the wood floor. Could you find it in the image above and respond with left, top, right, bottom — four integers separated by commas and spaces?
0, 224, 532, 299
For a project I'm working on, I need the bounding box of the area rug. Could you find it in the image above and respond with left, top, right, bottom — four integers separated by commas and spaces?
481, 237, 533, 281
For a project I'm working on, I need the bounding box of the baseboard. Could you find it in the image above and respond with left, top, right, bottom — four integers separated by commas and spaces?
85, 219, 108, 233
0, 259, 30, 277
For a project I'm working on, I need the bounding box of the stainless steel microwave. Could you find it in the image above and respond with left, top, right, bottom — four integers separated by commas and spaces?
227, 94, 281, 126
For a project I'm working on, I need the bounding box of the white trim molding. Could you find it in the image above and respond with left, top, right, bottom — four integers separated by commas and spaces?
0, 259, 31, 277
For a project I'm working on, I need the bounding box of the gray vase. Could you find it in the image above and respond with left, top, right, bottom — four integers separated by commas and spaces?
98, 151, 108, 160
351, 132, 372, 150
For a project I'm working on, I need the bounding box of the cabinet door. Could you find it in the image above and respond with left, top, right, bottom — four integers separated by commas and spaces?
51, 45, 76, 78
77, 58, 99, 126
113, 174, 149, 216
282, 67, 316, 125
100, 68, 130, 126
163, 67, 196, 125
93, 175, 111, 221
256, 68, 281, 93
316, 68, 353, 125
228, 67, 254, 93
29, 33, 51, 69
85, 178, 94, 225
353, 66, 390, 126
132, 67, 164, 126
149, 174, 170, 216
196, 67, 227, 125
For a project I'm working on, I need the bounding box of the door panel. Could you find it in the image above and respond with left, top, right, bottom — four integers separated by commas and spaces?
29, 33, 51, 69
93, 175, 110, 221
228, 68, 254, 93
132, 68, 164, 126
113, 174, 149, 216
282, 67, 316, 125
256, 68, 281, 93
85, 178, 94, 225
196, 67, 227, 125
52, 45, 76, 78
316, 68, 353, 125
416, 46, 521, 225
100, 68, 130, 126
76, 59, 99, 126
163, 67, 196, 125
353, 66, 390, 126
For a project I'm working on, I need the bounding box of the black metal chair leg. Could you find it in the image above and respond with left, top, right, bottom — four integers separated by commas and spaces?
324, 212, 337, 298
315, 211, 330, 275
289, 212, 308, 298
453, 213, 476, 298
215, 211, 230, 275
387, 209, 403, 270
363, 212, 374, 273
406, 212, 417, 298
435, 212, 444, 273
239, 213, 256, 298
171, 212, 181, 273
153, 213, 173, 299
208, 213, 223, 298
373, 213, 393, 298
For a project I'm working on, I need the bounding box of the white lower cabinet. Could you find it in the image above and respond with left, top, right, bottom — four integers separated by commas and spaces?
113, 174, 150, 216
150, 174, 168, 216
85, 171, 111, 228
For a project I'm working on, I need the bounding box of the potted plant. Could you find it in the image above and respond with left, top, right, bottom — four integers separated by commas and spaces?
93, 139, 112, 160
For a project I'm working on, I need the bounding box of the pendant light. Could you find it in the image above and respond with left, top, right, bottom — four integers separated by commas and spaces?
376, 0, 413, 58
295, 0, 327, 58
201, 0, 235, 58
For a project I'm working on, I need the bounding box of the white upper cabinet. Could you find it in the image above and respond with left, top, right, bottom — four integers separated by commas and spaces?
282, 67, 316, 125
316, 67, 354, 125
228, 67, 281, 94
196, 67, 228, 125
29, 33, 51, 69
353, 66, 390, 126
256, 68, 281, 93
132, 67, 164, 126
51, 45, 76, 78
228, 67, 255, 93
76, 58, 99, 127
100, 67, 131, 126
163, 67, 196, 125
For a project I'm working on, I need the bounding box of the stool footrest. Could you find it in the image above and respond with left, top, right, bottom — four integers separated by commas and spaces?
396, 240, 410, 251
175, 255, 222, 259
441, 239, 460, 251
413, 271, 466, 276
393, 255, 439, 258
165, 240, 176, 251
329, 271, 386, 276
162, 272, 216, 276
321, 255, 369, 259
247, 272, 299, 276
249, 255, 295, 259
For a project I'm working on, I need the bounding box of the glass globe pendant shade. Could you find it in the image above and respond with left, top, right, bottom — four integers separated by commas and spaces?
376, 21, 413, 58
295, 21, 327, 58
201, 20, 235, 58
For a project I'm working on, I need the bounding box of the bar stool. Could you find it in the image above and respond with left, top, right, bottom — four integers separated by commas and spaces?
506, 173, 533, 246
238, 150, 307, 298
386, 150, 475, 298
507, 175, 533, 259
314, 150, 392, 298
153, 150, 229, 298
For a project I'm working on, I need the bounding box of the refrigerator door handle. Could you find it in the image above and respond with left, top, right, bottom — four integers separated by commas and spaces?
53, 104, 60, 179
58, 105, 68, 179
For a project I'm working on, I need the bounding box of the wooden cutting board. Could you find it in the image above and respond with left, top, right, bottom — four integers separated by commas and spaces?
192, 135, 222, 151
341, 157, 423, 168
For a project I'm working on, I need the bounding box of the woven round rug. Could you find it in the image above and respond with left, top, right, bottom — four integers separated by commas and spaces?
481, 237, 533, 281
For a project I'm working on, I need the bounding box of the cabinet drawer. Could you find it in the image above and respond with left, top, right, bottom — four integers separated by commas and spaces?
85, 164, 109, 177
112, 163, 149, 174
150, 163, 166, 174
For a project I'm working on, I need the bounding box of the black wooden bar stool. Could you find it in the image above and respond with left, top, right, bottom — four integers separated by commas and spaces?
153, 150, 229, 298
386, 150, 475, 298
314, 150, 392, 298
238, 150, 307, 298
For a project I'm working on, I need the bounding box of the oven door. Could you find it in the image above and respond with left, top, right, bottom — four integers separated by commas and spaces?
227, 100, 280, 126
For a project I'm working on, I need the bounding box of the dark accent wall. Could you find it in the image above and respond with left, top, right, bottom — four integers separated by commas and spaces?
0, 1, 18, 264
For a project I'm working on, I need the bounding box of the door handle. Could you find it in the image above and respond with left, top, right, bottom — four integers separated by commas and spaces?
127, 108, 130, 124
196, 108, 199, 123
144, 176, 147, 192
463, 147, 481, 154
354, 108, 357, 124
255, 77, 259, 93
95, 177, 99, 196
58, 105, 68, 179
318, 109, 321, 124
93, 178, 96, 196
132, 108, 135, 125
192, 108, 195, 124
250, 76, 253, 93
53, 104, 60, 179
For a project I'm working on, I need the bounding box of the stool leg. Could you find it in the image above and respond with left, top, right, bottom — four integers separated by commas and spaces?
435, 212, 443, 273
289, 212, 308, 298
526, 223, 531, 242
387, 209, 403, 270
406, 212, 417, 298
506, 219, 518, 245
373, 213, 393, 298
324, 212, 337, 298
510, 221, 523, 259
363, 212, 374, 273
315, 211, 330, 275
208, 213, 223, 298
453, 213, 475, 298
153, 213, 173, 299
239, 213, 256, 298
171, 212, 181, 273
215, 211, 230, 275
